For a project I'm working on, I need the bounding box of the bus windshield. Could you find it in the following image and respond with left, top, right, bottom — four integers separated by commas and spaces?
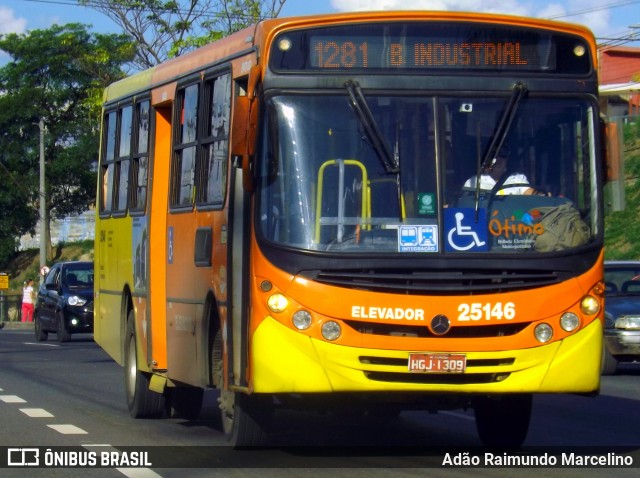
258, 92, 598, 254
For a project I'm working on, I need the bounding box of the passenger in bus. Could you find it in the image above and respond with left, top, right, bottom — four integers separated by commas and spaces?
463, 146, 549, 196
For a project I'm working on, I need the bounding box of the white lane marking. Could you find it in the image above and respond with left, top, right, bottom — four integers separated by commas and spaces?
47, 424, 89, 434
20, 408, 54, 418
23, 342, 59, 347
117, 468, 164, 478
0, 395, 27, 403
83, 445, 163, 478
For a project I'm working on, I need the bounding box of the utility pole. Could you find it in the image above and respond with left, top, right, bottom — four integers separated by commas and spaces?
38, 118, 46, 281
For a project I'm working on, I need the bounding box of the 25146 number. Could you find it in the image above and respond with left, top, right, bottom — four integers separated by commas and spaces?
457, 302, 516, 322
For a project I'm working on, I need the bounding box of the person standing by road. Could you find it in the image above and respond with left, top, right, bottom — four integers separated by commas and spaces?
21, 278, 35, 322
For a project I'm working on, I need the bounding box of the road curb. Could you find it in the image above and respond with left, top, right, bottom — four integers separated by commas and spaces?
0, 322, 35, 331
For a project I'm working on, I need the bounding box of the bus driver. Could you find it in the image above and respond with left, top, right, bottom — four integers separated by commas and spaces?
464, 146, 550, 196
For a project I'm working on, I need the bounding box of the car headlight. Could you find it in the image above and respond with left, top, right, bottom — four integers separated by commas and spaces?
67, 296, 87, 306
614, 316, 640, 330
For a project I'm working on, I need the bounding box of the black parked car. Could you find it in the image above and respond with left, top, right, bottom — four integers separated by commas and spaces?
34, 261, 94, 342
602, 261, 640, 374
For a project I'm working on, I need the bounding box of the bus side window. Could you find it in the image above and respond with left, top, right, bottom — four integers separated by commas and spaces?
131, 99, 150, 213
114, 105, 133, 213
171, 83, 199, 208
198, 73, 231, 208
100, 111, 117, 214
101, 105, 135, 216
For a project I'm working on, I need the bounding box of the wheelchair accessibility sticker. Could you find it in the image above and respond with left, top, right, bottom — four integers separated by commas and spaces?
445, 208, 489, 252
398, 225, 439, 252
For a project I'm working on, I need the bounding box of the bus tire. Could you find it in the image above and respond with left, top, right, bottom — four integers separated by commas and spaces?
124, 311, 165, 418
601, 346, 618, 375
221, 392, 270, 447
474, 394, 532, 448
211, 330, 270, 446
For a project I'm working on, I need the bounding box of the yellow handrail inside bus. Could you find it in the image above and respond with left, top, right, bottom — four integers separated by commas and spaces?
315, 159, 369, 244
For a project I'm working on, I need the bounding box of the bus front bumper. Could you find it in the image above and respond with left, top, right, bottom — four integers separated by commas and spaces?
251, 316, 602, 395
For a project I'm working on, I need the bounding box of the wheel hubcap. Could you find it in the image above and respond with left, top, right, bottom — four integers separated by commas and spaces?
126, 337, 137, 394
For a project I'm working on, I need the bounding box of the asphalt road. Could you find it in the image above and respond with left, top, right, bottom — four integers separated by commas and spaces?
0, 326, 638, 478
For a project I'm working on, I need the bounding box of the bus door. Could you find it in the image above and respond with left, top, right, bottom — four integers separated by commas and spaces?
165, 79, 203, 385
166, 72, 233, 386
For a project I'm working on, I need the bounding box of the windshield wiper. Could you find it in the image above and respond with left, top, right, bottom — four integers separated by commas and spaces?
345, 80, 399, 174
473, 82, 528, 219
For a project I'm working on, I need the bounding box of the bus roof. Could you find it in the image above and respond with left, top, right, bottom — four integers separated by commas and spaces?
103, 11, 596, 105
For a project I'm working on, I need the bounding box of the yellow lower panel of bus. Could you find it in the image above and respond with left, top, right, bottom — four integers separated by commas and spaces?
251, 316, 601, 394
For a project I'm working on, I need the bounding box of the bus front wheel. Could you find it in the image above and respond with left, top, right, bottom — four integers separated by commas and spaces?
218, 390, 270, 446
474, 394, 532, 448
124, 311, 165, 418
212, 330, 270, 446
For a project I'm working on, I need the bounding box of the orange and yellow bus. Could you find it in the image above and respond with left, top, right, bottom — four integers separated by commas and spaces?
94, 11, 605, 447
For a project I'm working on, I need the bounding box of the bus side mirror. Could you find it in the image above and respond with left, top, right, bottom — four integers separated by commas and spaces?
231, 66, 261, 192
231, 96, 258, 192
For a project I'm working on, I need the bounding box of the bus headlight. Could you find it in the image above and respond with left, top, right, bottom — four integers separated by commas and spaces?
534, 323, 553, 343
267, 293, 289, 313
560, 312, 580, 332
292, 310, 312, 330
278, 37, 292, 51
321, 321, 341, 341
580, 296, 600, 315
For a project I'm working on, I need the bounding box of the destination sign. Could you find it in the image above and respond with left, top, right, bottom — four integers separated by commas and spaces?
269, 22, 591, 75
311, 38, 533, 70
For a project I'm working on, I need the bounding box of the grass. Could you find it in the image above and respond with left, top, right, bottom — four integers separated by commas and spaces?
1, 240, 94, 292
604, 127, 640, 260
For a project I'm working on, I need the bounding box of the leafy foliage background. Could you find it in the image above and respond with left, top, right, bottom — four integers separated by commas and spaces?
605, 120, 640, 260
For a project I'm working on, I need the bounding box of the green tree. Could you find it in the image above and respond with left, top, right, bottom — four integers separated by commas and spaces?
0, 24, 134, 262
81, 0, 287, 69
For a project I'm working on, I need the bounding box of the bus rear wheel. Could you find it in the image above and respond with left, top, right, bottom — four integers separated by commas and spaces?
474, 394, 532, 448
124, 311, 165, 418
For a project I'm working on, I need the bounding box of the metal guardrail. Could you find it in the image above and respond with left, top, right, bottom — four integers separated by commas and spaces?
0, 293, 24, 323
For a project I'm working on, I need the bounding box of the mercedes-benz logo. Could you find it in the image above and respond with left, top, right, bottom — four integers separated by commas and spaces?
430, 314, 451, 336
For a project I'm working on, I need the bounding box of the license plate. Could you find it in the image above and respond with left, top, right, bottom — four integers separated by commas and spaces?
408, 353, 467, 373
